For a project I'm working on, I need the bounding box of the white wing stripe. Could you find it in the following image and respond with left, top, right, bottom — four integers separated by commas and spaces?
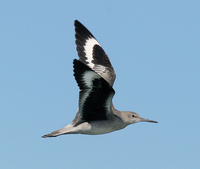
83, 70, 100, 88
84, 37, 100, 68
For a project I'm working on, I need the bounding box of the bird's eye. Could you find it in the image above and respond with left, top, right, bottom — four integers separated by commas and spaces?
132, 115, 135, 117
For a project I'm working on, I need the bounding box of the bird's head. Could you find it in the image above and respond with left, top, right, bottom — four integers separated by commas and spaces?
122, 111, 158, 125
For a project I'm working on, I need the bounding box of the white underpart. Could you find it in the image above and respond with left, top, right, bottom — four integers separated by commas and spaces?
105, 92, 114, 112
79, 71, 101, 114
83, 70, 113, 113
79, 89, 90, 116
84, 37, 100, 68
83, 70, 100, 87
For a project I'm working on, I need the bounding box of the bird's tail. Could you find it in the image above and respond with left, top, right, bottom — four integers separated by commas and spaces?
42, 124, 74, 138
42, 130, 62, 138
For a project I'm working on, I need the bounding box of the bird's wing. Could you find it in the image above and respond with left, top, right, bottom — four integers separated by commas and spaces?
74, 20, 116, 86
72, 59, 115, 125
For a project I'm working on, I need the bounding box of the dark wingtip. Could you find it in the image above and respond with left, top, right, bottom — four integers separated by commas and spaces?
74, 20, 95, 39
73, 59, 91, 72
74, 20, 80, 26
74, 20, 83, 29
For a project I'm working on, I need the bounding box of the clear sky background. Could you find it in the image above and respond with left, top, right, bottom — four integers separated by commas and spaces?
1, 1, 200, 169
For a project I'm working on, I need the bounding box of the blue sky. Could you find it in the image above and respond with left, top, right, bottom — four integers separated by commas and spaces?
1, 0, 200, 168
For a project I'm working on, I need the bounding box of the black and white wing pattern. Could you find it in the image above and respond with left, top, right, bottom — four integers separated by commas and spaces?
72, 59, 115, 125
74, 20, 116, 86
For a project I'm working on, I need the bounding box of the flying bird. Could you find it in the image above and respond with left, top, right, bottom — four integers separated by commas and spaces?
42, 20, 157, 138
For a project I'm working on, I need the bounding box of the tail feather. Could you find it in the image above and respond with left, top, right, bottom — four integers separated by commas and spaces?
42, 130, 62, 138
42, 124, 75, 138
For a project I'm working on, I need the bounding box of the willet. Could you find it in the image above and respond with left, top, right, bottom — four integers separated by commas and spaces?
42, 20, 157, 138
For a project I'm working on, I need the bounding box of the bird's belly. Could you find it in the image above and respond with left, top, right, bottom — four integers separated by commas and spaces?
78, 121, 122, 135
88, 126, 115, 135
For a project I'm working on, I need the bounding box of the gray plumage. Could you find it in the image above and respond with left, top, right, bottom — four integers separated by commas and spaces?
42, 20, 157, 138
